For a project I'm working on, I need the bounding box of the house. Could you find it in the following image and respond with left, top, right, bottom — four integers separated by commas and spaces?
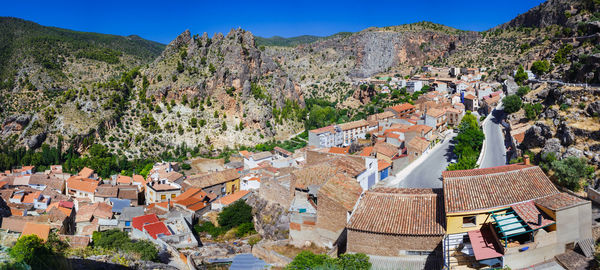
315, 173, 363, 248
211, 190, 251, 211
116, 175, 132, 185
367, 111, 396, 123
385, 103, 416, 119
75, 202, 113, 236
29, 173, 65, 193
21, 222, 51, 241
407, 137, 430, 161
244, 151, 274, 169
445, 108, 464, 126
66, 177, 99, 200
463, 94, 478, 112
13, 166, 35, 176
407, 80, 423, 93
373, 142, 398, 163
49, 165, 63, 174
481, 91, 503, 115
173, 188, 212, 215
338, 119, 369, 146
241, 174, 261, 191
184, 169, 240, 197
433, 81, 448, 93
442, 162, 592, 269
346, 188, 445, 269
273, 147, 293, 158
145, 178, 182, 204
308, 125, 343, 148
131, 213, 161, 239
94, 185, 118, 203
78, 167, 97, 179
117, 206, 144, 232
424, 108, 447, 132
455, 81, 469, 92
377, 160, 391, 181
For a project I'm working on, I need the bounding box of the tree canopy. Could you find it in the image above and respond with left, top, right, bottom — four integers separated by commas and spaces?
447, 112, 484, 171
514, 65, 528, 85
286, 251, 371, 270
503, 95, 522, 114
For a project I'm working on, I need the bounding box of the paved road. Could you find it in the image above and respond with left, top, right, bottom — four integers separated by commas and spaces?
479, 109, 507, 168
396, 134, 456, 188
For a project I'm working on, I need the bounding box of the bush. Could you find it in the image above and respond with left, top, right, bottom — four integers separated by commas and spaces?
503, 95, 522, 114
531, 60, 550, 76
218, 200, 253, 230
235, 222, 256, 237
514, 65, 528, 85
286, 251, 371, 270
446, 112, 484, 171
516, 86, 530, 97
194, 221, 226, 237
551, 157, 594, 191
92, 229, 158, 261
181, 163, 191, 170
9, 234, 68, 269
523, 103, 543, 120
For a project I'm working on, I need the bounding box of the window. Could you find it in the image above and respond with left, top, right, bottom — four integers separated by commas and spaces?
125, 221, 131, 226
171, 194, 176, 198
462, 216, 477, 227
161, 194, 166, 200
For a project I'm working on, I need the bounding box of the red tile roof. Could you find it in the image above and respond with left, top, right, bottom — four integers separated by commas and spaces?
22, 222, 50, 241
215, 190, 250, 206
117, 175, 132, 184
534, 192, 589, 211
388, 103, 415, 114
318, 173, 362, 211
78, 167, 94, 178
511, 201, 555, 230
67, 177, 99, 194
143, 221, 171, 239
348, 188, 445, 235
378, 160, 391, 171
443, 165, 559, 213
359, 146, 374, 157
132, 214, 160, 232
373, 142, 398, 158
328, 147, 349, 154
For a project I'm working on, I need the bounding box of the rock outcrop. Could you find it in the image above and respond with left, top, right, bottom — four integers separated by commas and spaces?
521, 122, 552, 149
246, 194, 290, 241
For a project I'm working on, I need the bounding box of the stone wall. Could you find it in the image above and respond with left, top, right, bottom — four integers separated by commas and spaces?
346, 229, 443, 256
315, 194, 347, 242
258, 175, 293, 208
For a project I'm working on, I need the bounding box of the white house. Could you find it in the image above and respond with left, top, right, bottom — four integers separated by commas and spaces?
406, 80, 423, 93
308, 125, 343, 148
243, 151, 274, 169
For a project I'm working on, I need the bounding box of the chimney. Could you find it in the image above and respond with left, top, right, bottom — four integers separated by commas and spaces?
523, 155, 530, 165
537, 213, 542, 226
167, 198, 171, 211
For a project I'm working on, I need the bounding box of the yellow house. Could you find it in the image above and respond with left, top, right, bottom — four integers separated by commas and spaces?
183, 168, 240, 196
442, 162, 565, 269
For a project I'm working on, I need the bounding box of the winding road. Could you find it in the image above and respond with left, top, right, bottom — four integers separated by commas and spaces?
479, 109, 508, 168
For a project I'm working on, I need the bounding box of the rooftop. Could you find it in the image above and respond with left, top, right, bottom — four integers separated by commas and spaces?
348, 188, 445, 235
318, 173, 362, 211
185, 169, 240, 189
22, 222, 51, 241
443, 165, 559, 213
535, 192, 589, 211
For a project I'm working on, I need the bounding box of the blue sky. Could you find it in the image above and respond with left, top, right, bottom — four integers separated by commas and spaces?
2, 0, 545, 44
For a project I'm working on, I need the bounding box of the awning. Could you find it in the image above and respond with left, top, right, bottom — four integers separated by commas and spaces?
467, 227, 503, 261
492, 212, 526, 237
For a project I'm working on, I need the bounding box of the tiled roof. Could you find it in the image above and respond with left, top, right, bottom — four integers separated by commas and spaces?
511, 201, 554, 230
143, 221, 171, 239
319, 173, 362, 211
1, 216, 27, 232
132, 214, 160, 232
22, 191, 41, 204
117, 175, 132, 184
407, 137, 430, 153
67, 177, 99, 194
251, 151, 273, 161
359, 146, 374, 157
535, 192, 589, 211
329, 147, 349, 154
309, 125, 336, 134
78, 167, 94, 178
274, 147, 293, 156
373, 142, 398, 158
22, 222, 50, 241
239, 150, 252, 158
95, 185, 118, 198
185, 169, 240, 189
339, 119, 368, 131
215, 190, 251, 206
13, 175, 31, 186
75, 202, 113, 223
118, 187, 138, 200
378, 160, 391, 171
132, 175, 146, 185
60, 235, 89, 248
426, 108, 446, 118
443, 165, 559, 213
388, 103, 415, 113
348, 188, 445, 235
292, 155, 366, 189
406, 124, 433, 134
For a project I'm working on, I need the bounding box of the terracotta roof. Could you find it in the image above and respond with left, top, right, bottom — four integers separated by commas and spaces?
132, 214, 160, 232
534, 192, 589, 211
339, 119, 368, 131
274, 147, 293, 156
378, 160, 391, 171
117, 175, 132, 184
513, 132, 525, 144
144, 221, 171, 239
162, 171, 184, 182
388, 103, 415, 113
443, 165, 559, 213
185, 169, 240, 189
174, 188, 206, 201
13, 175, 31, 186
132, 175, 146, 185
309, 125, 337, 134
360, 146, 374, 157
511, 201, 555, 230
373, 142, 398, 158
21, 222, 50, 241
464, 94, 476, 100
1, 216, 27, 232
95, 185, 118, 198
0, 181, 7, 189
348, 188, 445, 235
118, 188, 138, 201
239, 150, 252, 158
426, 108, 446, 118
67, 177, 99, 194
407, 137, 430, 153
78, 167, 94, 178
406, 124, 433, 134
22, 191, 41, 204
215, 190, 251, 206
75, 202, 113, 223
319, 173, 362, 211
329, 147, 349, 154
292, 155, 366, 189
29, 174, 64, 191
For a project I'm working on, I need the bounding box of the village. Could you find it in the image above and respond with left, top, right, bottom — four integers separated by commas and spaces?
0, 65, 595, 270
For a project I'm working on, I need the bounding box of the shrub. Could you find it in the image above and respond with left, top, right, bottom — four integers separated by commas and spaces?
503, 95, 522, 114
194, 221, 226, 237
551, 157, 594, 191
514, 65, 528, 85
286, 251, 371, 270
531, 60, 550, 76
235, 222, 256, 237
92, 229, 158, 261
218, 200, 253, 230
516, 86, 530, 97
